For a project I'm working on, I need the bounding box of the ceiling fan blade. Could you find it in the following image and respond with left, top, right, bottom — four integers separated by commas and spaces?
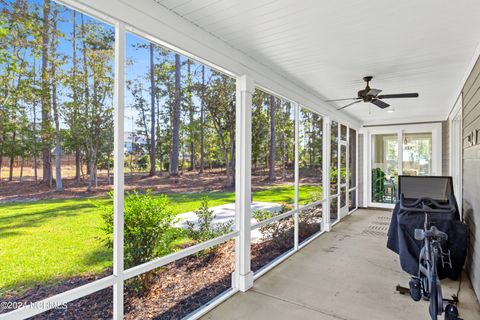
367, 88, 382, 96
325, 97, 360, 102
337, 100, 361, 110
371, 99, 390, 109
377, 93, 419, 99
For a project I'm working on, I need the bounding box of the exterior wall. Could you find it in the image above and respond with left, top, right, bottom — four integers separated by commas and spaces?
462, 55, 480, 300
358, 133, 364, 207
442, 121, 449, 175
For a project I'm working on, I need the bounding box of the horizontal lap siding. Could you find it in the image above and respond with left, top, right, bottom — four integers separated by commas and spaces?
462, 55, 480, 300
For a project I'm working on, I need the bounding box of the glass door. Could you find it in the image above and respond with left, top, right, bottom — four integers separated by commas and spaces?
368, 124, 441, 208
339, 124, 348, 217
371, 133, 399, 204
402, 132, 432, 176
330, 121, 339, 223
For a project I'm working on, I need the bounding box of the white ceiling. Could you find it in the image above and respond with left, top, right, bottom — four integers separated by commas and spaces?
154, 0, 480, 124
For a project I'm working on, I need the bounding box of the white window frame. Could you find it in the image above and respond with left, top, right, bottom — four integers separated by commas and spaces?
363, 123, 442, 209
449, 94, 463, 215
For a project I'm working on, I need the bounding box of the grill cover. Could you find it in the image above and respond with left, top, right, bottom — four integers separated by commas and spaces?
386, 176, 468, 280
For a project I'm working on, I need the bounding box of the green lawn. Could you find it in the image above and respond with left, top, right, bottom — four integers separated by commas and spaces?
0, 184, 320, 295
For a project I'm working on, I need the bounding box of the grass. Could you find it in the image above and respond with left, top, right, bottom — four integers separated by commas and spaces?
0, 184, 321, 295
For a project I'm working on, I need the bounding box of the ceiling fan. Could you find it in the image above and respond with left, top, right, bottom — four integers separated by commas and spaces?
326, 76, 419, 110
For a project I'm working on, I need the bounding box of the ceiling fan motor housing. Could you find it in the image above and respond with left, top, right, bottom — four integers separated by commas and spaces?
358, 76, 374, 101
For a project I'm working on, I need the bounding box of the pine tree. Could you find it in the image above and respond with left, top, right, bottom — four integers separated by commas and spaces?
40, 0, 52, 185
170, 53, 181, 176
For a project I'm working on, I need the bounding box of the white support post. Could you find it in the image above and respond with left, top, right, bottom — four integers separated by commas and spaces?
234, 75, 254, 292
113, 21, 125, 320
323, 116, 331, 231
337, 123, 341, 219
346, 126, 350, 211
398, 129, 403, 176
293, 102, 299, 250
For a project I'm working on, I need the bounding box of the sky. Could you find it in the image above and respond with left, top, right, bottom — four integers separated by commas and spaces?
2, 0, 224, 131
2, 0, 325, 137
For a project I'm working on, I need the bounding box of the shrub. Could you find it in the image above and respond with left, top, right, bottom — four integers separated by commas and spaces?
307, 190, 323, 204
186, 197, 233, 244
136, 154, 149, 171
98, 190, 177, 292
253, 203, 294, 247
371, 168, 386, 202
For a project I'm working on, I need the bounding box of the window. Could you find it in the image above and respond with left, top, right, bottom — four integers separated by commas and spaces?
122, 31, 237, 318
402, 132, 432, 176
0, 1, 115, 314
298, 108, 323, 241
299, 108, 323, 203
251, 89, 295, 213
250, 89, 295, 272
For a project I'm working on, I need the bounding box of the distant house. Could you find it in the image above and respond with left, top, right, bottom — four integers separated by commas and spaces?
124, 131, 147, 154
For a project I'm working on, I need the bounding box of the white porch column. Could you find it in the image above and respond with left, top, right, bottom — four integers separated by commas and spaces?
323, 116, 331, 231
113, 21, 125, 320
294, 102, 299, 249
235, 75, 254, 292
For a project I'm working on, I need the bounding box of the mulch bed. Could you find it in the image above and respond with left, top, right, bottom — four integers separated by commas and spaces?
2, 234, 304, 320
0, 169, 295, 202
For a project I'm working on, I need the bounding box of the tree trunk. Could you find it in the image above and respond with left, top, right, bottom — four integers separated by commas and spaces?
8, 123, 16, 181
51, 8, 63, 192
81, 13, 89, 180
32, 57, 38, 182
75, 150, 81, 183
8, 149, 14, 182
94, 161, 98, 188
148, 43, 156, 176
107, 159, 111, 184
81, 157, 85, 180
187, 60, 194, 171
20, 158, 24, 182
169, 53, 181, 176
156, 98, 162, 174
199, 65, 205, 173
81, 14, 89, 110
268, 95, 276, 182
73, 11, 81, 183
210, 116, 232, 188
87, 149, 96, 191
41, 0, 52, 185
33, 154, 37, 182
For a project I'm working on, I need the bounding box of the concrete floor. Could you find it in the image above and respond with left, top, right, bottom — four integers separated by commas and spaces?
202, 209, 480, 320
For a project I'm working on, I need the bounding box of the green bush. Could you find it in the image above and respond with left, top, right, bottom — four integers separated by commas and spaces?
186, 197, 233, 243
307, 190, 323, 204
98, 190, 177, 291
253, 203, 294, 246
136, 154, 149, 171
371, 168, 386, 202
